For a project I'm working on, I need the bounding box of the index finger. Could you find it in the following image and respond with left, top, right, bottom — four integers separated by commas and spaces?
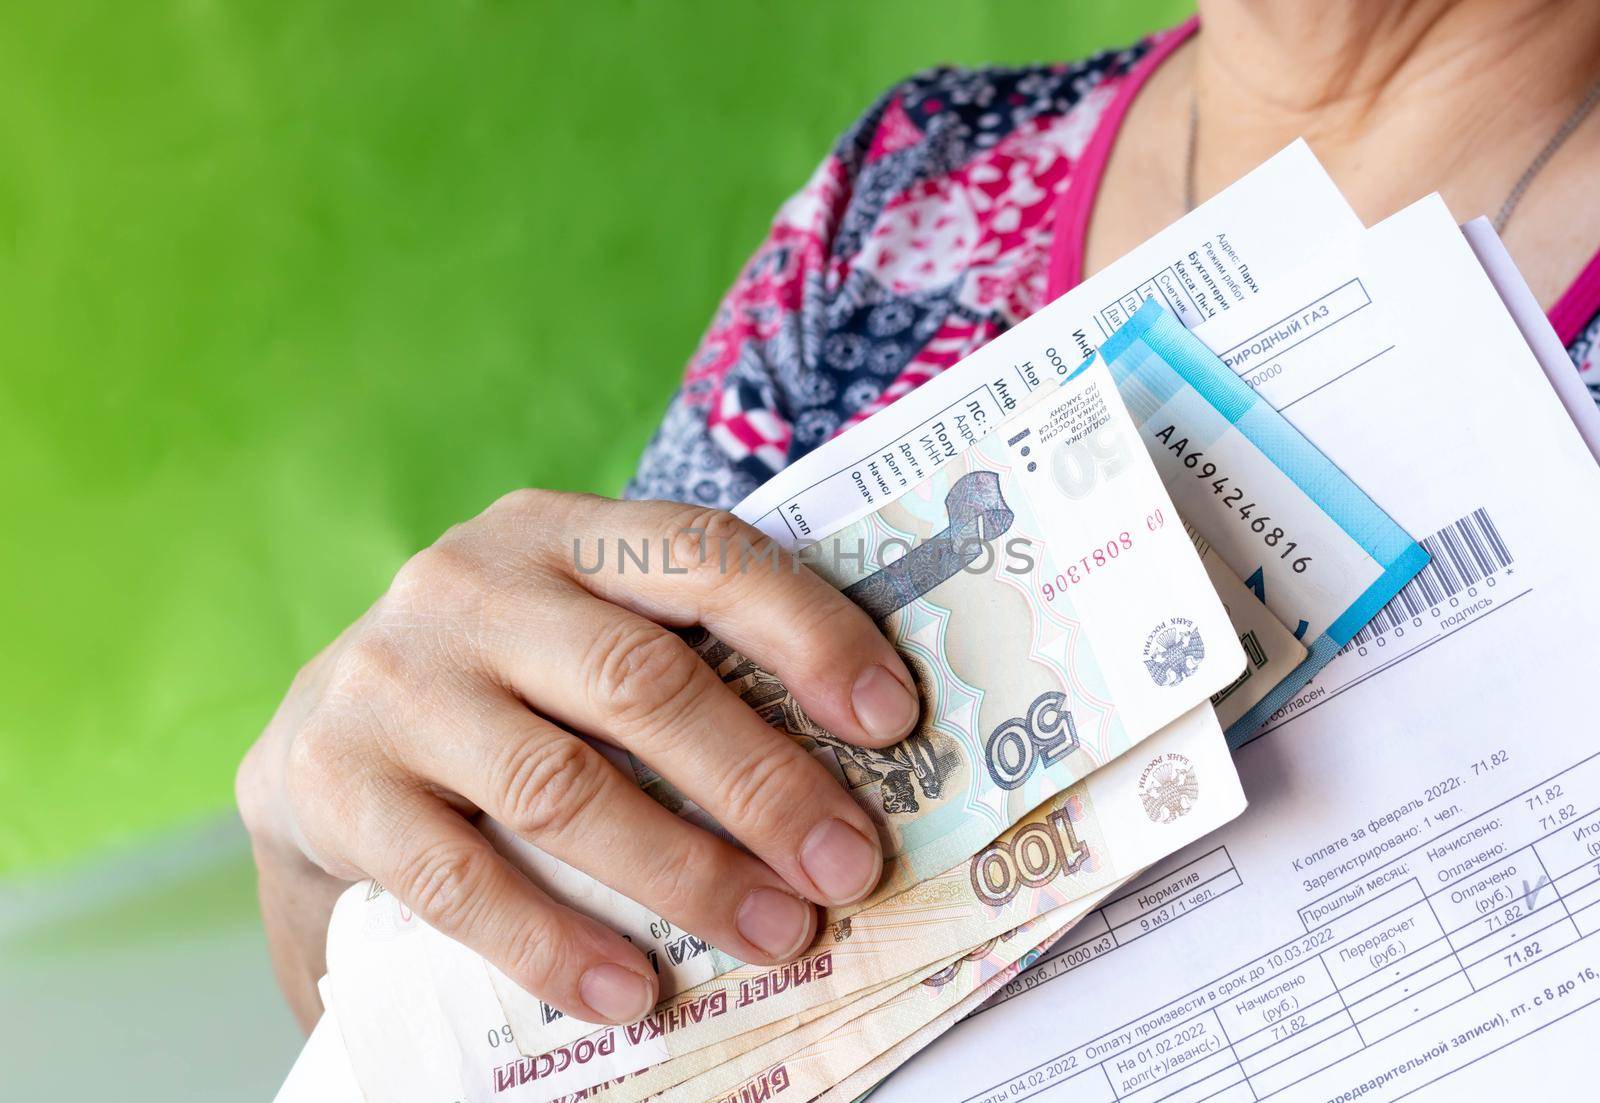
563, 501, 920, 749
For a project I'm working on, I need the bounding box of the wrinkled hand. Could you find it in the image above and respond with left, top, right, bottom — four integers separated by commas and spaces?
236, 490, 919, 1030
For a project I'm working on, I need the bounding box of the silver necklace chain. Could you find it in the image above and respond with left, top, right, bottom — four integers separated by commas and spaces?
1184, 76, 1600, 233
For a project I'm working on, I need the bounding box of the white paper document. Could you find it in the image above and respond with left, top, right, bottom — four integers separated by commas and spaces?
866, 200, 1600, 1103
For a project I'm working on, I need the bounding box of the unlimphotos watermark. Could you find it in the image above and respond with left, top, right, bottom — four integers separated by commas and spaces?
570, 528, 1037, 578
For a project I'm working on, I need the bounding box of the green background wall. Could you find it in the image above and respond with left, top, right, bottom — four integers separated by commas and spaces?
0, 0, 1188, 874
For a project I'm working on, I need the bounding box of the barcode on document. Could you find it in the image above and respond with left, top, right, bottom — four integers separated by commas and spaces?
1344, 508, 1512, 648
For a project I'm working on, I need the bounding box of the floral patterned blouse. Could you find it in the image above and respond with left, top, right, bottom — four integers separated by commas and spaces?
625, 18, 1600, 508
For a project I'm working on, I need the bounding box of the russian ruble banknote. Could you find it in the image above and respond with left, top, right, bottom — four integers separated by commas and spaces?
805, 926, 1073, 1103
313, 875, 923, 1103
492, 351, 1247, 1053
1100, 299, 1428, 738
657, 902, 1094, 1103
493, 702, 1244, 1099
599, 951, 964, 1103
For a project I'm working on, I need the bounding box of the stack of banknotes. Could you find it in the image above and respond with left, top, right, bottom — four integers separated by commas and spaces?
277, 146, 1432, 1103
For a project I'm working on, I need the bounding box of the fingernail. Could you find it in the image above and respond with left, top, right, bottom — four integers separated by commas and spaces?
736, 887, 815, 959
800, 818, 882, 905
851, 665, 918, 742
579, 963, 655, 1024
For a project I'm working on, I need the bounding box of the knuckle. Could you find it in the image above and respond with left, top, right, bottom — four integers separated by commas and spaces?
671, 508, 763, 578
283, 712, 356, 797
498, 739, 606, 839
777, 597, 880, 704
501, 907, 576, 997
790, 590, 868, 650
327, 631, 409, 699
483, 488, 594, 561
640, 834, 727, 921
388, 540, 486, 615
720, 744, 817, 839
276, 715, 377, 874
234, 740, 275, 837
486, 487, 552, 520
586, 620, 705, 728
394, 838, 489, 934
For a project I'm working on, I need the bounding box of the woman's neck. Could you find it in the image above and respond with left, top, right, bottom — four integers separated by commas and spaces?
1191, 0, 1600, 224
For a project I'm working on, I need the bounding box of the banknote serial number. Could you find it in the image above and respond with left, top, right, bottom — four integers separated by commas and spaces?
1039, 532, 1134, 601
1153, 425, 1313, 574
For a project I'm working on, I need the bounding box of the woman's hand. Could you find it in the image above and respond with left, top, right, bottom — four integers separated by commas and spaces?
237, 490, 919, 1031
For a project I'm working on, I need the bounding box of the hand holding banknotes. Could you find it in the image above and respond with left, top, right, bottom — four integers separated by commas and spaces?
236, 490, 925, 1030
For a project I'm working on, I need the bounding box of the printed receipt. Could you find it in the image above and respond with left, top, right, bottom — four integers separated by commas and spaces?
864, 201, 1600, 1102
